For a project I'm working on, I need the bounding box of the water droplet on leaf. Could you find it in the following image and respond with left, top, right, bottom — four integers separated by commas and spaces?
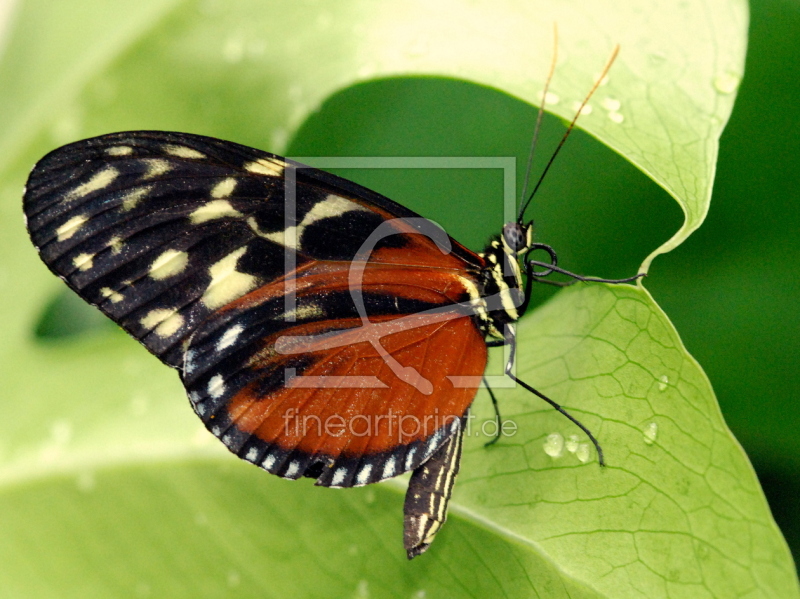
543, 432, 564, 458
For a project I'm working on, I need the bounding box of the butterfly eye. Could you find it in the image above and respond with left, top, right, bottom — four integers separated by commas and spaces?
502, 222, 530, 253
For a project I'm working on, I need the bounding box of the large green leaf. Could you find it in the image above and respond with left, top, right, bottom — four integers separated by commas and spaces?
2, 1, 795, 598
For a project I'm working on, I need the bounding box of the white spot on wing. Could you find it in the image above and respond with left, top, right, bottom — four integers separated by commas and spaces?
65, 167, 119, 201
211, 177, 237, 198
201, 247, 258, 309
207, 374, 226, 399
107, 236, 124, 254
405, 447, 417, 471
106, 146, 133, 156
184, 349, 196, 374
355, 464, 373, 486
56, 215, 88, 241
141, 159, 171, 179
381, 456, 396, 480
216, 323, 244, 351
120, 186, 152, 211
423, 430, 443, 460
164, 144, 205, 159
140, 307, 184, 338
283, 303, 324, 322
72, 253, 94, 271
331, 467, 347, 487
285, 461, 300, 478
262, 453, 277, 470
245, 447, 258, 462
99, 287, 124, 303
156, 313, 184, 338
149, 249, 189, 280
261, 194, 367, 250
189, 200, 243, 224
244, 157, 285, 177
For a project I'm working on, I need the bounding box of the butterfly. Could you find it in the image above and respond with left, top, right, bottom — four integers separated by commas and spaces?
23, 46, 636, 560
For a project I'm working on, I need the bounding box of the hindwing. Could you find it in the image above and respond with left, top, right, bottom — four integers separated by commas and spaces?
182, 261, 488, 487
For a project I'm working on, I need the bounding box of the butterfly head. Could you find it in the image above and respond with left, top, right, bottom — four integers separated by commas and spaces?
501, 221, 533, 256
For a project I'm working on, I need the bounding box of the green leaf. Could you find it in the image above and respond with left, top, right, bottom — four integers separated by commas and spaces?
464, 285, 799, 598
2, 1, 795, 598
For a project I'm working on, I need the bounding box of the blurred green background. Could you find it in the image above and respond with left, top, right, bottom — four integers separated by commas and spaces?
0, 0, 797, 595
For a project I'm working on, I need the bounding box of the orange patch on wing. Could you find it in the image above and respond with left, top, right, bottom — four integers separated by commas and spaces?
226, 311, 486, 459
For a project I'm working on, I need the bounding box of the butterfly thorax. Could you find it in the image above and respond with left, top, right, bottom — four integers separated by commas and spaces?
475, 222, 533, 340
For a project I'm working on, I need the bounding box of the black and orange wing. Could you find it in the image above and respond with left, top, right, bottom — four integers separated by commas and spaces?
183, 262, 488, 487
23, 130, 488, 487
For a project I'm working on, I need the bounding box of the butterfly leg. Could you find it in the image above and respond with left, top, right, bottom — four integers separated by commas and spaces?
403, 416, 466, 559
482, 377, 503, 447
499, 325, 606, 466
482, 333, 515, 447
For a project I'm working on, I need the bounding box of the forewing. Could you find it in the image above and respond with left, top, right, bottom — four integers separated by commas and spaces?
23, 131, 481, 368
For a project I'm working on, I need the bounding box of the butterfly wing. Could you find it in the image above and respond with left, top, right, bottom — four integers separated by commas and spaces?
24, 131, 482, 367
182, 261, 487, 487
24, 130, 489, 487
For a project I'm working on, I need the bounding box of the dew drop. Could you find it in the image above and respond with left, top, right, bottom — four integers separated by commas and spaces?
565, 434, 579, 453
643, 422, 658, 445
575, 443, 591, 463
714, 72, 741, 94
601, 97, 621, 112
412, 591, 427, 599
593, 73, 610, 86
658, 375, 669, 391
539, 91, 560, 105
571, 102, 592, 115
608, 112, 624, 124
543, 432, 564, 458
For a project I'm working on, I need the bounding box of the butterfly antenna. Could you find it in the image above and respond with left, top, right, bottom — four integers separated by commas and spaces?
517, 23, 559, 220
517, 44, 620, 222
